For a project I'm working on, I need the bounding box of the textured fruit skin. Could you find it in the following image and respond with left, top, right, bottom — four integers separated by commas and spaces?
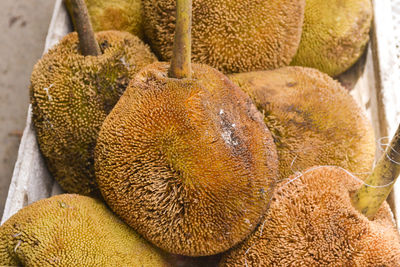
30, 31, 157, 196
229, 67, 375, 180
290, 0, 373, 77
220, 166, 400, 266
65, 0, 144, 39
95, 62, 278, 256
0, 194, 169, 266
142, 0, 305, 74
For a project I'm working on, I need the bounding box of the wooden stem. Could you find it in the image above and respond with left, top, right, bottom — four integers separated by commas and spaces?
168, 0, 192, 79
351, 124, 400, 219
67, 0, 100, 56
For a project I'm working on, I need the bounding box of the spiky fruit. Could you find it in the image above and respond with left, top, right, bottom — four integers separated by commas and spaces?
290, 0, 373, 76
30, 31, 157, 196
95, 62, 278, 256
142, 0, 305, 73
65, 0, 144, 39
0, 194, 169, 266
229, 67, 375, 180
220, 166, 400, 266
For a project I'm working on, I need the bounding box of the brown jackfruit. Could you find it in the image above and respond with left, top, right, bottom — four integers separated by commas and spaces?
142, 0, 305, 74
0, 194, 169, 266
167, 254, 221, 267
30, 31, 157, 196
95, 61, 278, 256
220, 166, 400, 266
229, 66, 375, 180
64, 0, 144, 39
290, 0, 373, 77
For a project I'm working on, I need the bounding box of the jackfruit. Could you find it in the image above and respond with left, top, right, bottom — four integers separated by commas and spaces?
142, 0, 305, 74
229, 66, 375, 180
0, 194, 169, 266
220, 166, 400, 266
30, 31, 157, 196
95, 61, 278, 256
167, 254, 221, 267
290, 0, 373, 77
64, 0, 144, 39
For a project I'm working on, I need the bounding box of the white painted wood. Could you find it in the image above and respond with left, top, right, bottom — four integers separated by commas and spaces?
373, 0, 400, 228
372, 0, 400, 138
390, 0, 400, 228
350, 0, 400, 229
383, 0, 400, 229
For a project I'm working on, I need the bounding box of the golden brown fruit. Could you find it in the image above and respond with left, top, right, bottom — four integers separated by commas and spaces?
142, 0, 305, 74
30, 31, 157, 196
0, 194, 169, 266
290, 0, 373, 76
64, 0, 144, 39
229, 67, 375, 180
220, 166, 400, 266
95, 62, 278, 256
166, 254, 221, 267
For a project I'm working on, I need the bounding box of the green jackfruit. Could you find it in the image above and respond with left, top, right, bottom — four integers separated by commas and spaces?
64, 0, 144, 39
229, 67, 375, 180
0, 194, 169, 266
290, 0, 373, 76
142, 0, 305, 73
30, 31, 157, 196
95, 62, 278, 256
220, 166, 400, 266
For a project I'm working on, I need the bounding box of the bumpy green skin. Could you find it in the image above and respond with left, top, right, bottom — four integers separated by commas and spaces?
229, 67, 375, 180
65, 0, 144, 39
143, 0, 305, 74
95, 62, 278, 256
290, 0, 372, 77
0, 194, 169, 266
30, 31, 157, 196
220, 167, 400, 266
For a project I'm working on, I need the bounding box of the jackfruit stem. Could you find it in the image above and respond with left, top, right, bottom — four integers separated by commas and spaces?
168, 0, 192, 79
351, 123, 400, 219
68, 0, 101, 56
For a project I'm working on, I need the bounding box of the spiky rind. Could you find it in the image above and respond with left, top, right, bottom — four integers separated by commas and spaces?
290, 0, 373, 76
95, 62, 278, 256
229, 66, 375, 180
142, 0, 305, 73
220, 166, 400, 266
65, 0, 144, 39
0, 194, 169, 266
30, 31, 157, 196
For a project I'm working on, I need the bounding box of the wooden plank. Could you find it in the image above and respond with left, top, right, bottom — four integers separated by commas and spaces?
371, 0, 400, 225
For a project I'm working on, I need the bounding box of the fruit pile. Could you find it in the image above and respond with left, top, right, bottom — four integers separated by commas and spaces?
1, 0, 400, 266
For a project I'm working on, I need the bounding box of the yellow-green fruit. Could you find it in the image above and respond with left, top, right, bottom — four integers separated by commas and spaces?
290, 0, 373, 76
229, 67, 375, 180
142, 0, 305, 74
0, 194, 169, 266
65, 0, 144, 39
95, 62, 278, 256
220, 166, 400, 266
30, 31, 157, 196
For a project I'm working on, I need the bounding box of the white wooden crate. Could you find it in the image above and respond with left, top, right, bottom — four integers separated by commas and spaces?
2, 0, 400, 229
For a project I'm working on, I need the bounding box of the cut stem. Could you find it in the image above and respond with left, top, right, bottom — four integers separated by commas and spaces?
67, 0, 101, 56
352, 123, 400, 219
168, 0, 192, 79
